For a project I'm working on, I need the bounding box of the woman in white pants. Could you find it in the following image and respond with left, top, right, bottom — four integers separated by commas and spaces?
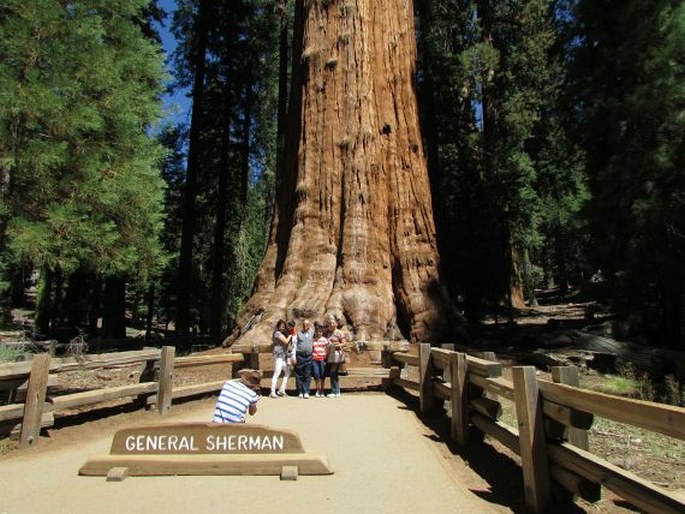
270, 319, 292, 397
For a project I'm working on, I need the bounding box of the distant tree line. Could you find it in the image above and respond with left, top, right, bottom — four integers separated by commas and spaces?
0, 0, 682, 350
416, 0, 684, 349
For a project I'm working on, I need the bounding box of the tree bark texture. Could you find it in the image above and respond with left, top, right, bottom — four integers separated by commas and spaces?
226, 0, 457, 346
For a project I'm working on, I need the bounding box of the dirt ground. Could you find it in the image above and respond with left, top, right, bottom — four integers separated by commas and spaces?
1, 393, 511, 514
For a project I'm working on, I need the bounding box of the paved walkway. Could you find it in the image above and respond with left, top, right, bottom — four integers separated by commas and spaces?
1, 393, 511, 514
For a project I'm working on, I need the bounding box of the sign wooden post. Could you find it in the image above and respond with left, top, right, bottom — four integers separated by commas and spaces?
79, 423, 334, 479
19, 354, 51, 449
513, 366, 552, 513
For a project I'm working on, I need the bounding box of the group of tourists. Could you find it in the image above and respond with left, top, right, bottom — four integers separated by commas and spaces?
270, 316, 347, 399
212, 315, 348, 423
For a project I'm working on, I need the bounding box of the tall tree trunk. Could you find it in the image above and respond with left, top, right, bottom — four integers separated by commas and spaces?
555, 228, 569, 294
521, 246, 538, 307
177, 0, 210, 336
10, 265, 26, 308
145, 284, 155, 343
102, 277, 126, 339
65, 267, 87, 334
240, 76, 254, 208
276, 0, 290, 182
509, 240, 526, 310
660, 283, 684, 351
209, 89, 232, 337
226, 0, 459, 345
35, 268, 54, 338
87, 277, 101, 335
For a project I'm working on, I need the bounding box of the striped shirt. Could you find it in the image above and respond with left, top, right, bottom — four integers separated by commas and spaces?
213, 380, 259, 423
312, 336, 329, 361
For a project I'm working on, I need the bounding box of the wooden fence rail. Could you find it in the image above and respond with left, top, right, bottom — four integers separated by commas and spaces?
0, 344, 397, 445
0, 347, 248, 445
387, 344, 685, 514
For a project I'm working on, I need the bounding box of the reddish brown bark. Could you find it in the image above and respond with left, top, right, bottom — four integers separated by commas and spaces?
226, 0, 458, 346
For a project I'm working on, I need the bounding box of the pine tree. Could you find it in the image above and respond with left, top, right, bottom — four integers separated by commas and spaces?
568, 0, 685, 348
417, 1, 558, 318
0, 1, 167, 330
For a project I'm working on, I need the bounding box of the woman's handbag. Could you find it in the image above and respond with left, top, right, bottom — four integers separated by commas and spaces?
327, 347, 346, 364
337, 360, 348, 376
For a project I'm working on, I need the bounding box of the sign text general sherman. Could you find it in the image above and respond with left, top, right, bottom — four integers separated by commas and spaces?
109, 423, 304, 455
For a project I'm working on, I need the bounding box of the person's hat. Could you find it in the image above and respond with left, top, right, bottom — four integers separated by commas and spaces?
239, 369, 262, 390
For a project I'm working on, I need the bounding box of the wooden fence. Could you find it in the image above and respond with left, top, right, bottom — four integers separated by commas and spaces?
385, 343, 685, 514
0, 347, 244, 448
228, 339, 409, 380
0, 341, 404, 449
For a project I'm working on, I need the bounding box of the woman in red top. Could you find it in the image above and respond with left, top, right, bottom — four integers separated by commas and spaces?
311, 323, 329, 397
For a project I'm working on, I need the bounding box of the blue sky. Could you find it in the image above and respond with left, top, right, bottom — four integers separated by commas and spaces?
156, 0, 191, 127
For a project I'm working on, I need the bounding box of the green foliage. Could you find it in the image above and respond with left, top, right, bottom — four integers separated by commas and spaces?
0, 344, 26, 363
596, 364, 684, 407
567, 0, 685, 346
417, 0, 577, 314
0, 0, 167, 286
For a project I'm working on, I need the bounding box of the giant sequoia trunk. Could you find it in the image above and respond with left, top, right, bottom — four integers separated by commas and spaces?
226, 0, 458, 346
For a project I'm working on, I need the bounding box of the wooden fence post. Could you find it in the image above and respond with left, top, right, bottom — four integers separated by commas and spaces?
231, 349, 240, 379
157, 346, 175, 416
513, 366, 552, 513
380, 343, 392, 368
418, 343, 434, 414
480, 352, 497, 400
19, 354, 51, 448
451, 352, 469, 445
249, 344, 260, 370
136, 358, 157, 409
551, 366, 589, 450
231, 347, 256, 378
481, 351, 496, 361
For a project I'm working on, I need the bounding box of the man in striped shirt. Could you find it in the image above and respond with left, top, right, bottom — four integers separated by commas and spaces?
213, 369, 262, 423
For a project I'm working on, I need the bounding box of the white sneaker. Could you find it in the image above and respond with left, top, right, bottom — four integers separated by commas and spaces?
269, 392, 277, 398
327, 393, 337, 398
298, 393, 304, 398
303, 393, 310, 399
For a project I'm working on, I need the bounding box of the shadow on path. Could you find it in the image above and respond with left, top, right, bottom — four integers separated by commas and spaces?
387, 387, 588, 514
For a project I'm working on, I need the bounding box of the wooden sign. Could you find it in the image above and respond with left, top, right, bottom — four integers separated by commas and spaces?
79, 423, 333, 480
